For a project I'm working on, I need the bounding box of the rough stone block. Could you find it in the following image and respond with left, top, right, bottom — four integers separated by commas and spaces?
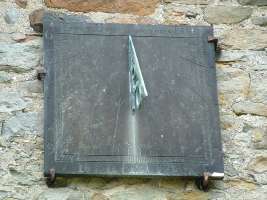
219, 50, 267, 63
3, 112, 42, 137
0, 71, 11, 83
4, 8, 19, 24
238, 0, 267, 6
163, 4, 203, 25
252, 16, 267, 26
38, 189, 90, 200
232, 101, 267, 117
249, 71, 267, 104
248, 156, 267, 173
222, 29, 267, 50
0, 39, 41, 72
217, 67, 250, 106
204, 6, 252, 24
15, 0, 27, 9
0, 91, 32, 113
252, 128, 267, 149
11, 33, 26, 42
44, 0, 160, 15
164, 0, 209, 4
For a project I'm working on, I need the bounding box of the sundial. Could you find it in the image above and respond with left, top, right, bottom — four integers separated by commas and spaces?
43, 12, 224, 189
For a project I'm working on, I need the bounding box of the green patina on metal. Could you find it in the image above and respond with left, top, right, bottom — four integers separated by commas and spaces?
128, 35, 148, 112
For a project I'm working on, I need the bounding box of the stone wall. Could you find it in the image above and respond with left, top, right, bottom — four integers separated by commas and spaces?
0, 0, 267, 199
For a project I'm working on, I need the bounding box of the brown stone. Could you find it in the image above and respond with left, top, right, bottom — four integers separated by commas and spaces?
248, 156, 267, 173
44, 0, 159, 16
164, 0, 209, 4
222, 28, 267, 50
11, 33, 26, 42
226, 180, 257, 190
15, 0, 27, 9
216, 66, 250, 107
183, 191, 208, 200
91, 193, 109, 200
29, 8, 45, 33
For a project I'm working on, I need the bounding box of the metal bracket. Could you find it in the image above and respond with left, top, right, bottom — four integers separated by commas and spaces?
195, 172, 209, 191
37, 67, 46, 81
46, 168, 56, 186
208, 36, 219, 53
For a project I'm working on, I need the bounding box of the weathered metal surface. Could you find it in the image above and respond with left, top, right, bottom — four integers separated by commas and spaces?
43, 12, 224, 178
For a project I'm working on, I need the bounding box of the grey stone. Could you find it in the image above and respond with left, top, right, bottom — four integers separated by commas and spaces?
238, 0, 267, 6
21, 80, 43, 94
232, 101, 267, 117
225, 162, 239, 177
204, 6, 252, 24
0, 0, 266, 198
217, 51, 247, 62
253, 173, 267, 184
0, 38, 42, 72
67, 192, 90, 200
220, 114, 235, 130
242, 51, 267, 66
0, 136, 7, 147
9, 167, 37, 186
38, 190, 70, 200
0, 91, 31, 113
252, 128, 267, 149
217, 50, 267, 70
109, 186, 168, 200
249, 72, 267, 103
4, 8, 19, 24
222, 29, 267, 50
252, 16, 267, 26
242, 123, 253, 133
0, 120, 1, 133
3, 112, 42, 136
38, 189, 89, 200
0, 191, 8, 200
224, 51, 267, 64
0, 33, 14, 43
0, 71, 11, 83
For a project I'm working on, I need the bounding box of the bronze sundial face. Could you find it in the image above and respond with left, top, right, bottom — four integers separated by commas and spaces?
43, 12, 223, 179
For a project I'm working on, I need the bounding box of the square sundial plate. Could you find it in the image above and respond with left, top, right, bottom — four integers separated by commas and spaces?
43, 12, 224, 178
